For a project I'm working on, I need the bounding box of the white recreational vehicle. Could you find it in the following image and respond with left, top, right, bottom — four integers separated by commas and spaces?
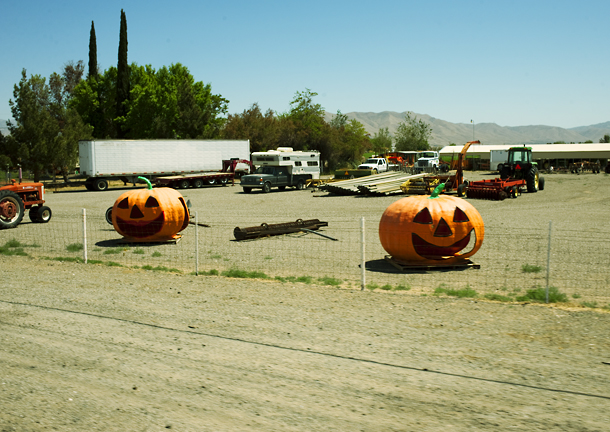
242, 147, 321, 193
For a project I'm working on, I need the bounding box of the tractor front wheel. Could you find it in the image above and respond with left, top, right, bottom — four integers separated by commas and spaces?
36, 206, 52, 223
29, 206, 40, 223
0, 191, 25, 229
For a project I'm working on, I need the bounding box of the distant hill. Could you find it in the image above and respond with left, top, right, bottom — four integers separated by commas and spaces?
324, 111, 610, 148
2, 115, 609, 147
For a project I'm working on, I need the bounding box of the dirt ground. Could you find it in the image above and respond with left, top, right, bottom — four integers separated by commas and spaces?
1, 257, 610, 431
1, 172, 610, 431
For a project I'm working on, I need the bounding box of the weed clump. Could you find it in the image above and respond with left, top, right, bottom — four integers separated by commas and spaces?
434, 284, 478, 298
515, 286, 567, 303
521, 264, 542, 273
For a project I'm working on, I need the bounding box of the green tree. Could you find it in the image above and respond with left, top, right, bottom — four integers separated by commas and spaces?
370, 127, 392, 155
8, 68, 92, 182
394, 112, 432, 151
70, 67, 118, 138
328, 112, 369, 168
221, 103, 278, 152
599, 134, 610, 143
280, 89, 332, 167
116, 9, 129, 137
123, 63, 228, 139
88, 21, 98, 80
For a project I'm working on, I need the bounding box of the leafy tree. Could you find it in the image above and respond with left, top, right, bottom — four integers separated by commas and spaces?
370, 127, 392, 155
221, 103, 278, 152
88, 21, 98, 80
394, 112, 432, 151
599, 134, 610, 143
70, 67, 118, 138
116, 9, 129, 137
7, 69, 92, 181
279, 89, 332, 166
328, 112, 369, 168
123, 63, 228, 139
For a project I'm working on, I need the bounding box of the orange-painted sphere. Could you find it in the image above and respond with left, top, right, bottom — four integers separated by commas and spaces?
379, 193, 484, 265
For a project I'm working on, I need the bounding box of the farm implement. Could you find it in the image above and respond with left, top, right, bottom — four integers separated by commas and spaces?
464, 146, 545, 200
234, 219, 329, 241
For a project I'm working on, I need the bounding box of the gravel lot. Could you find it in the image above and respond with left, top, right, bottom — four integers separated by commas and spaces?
1, 171, 610, 431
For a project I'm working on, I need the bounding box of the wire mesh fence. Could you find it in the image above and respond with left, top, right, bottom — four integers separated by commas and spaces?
2, 208, 610, 307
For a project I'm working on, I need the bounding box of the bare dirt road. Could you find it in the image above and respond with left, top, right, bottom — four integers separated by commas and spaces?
1, 253, 609, 431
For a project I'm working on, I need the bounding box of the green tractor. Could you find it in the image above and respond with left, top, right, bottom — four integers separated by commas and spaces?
499, 146, 545, 193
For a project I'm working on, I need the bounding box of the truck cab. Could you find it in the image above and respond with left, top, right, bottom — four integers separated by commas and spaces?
414, 151, 440, 173
358, 158, 388, 173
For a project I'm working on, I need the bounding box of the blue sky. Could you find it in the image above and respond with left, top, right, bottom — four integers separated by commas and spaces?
1, 0, 608, 128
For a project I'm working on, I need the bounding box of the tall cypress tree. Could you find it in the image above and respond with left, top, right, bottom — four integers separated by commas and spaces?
116, 9, 129, 137
88, 21, 98, 80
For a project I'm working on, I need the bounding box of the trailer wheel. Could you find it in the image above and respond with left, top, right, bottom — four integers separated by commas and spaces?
105, 207, 114, 225
0, 190, 25, 229
177, 179, 189, 189
36, 206, 52, 223
193, 179, 204, 188
94, 179, 109, 191
219, 178, 228, 185
207, 178, 217, 185
262, 182, 271, 193
243, 187, 252, 194
296, 180, 305, 190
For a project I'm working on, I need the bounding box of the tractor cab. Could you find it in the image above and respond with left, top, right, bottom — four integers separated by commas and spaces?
507, 147, 532, 165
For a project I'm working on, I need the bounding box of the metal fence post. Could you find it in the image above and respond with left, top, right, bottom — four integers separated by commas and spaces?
361, 217, 366, 290
195, 211, 199, 276
546, 221, 552, 303
82, 208, 87, 264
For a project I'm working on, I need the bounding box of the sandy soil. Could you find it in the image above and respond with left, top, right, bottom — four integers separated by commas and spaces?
1, 171, 610, 431
1, 254, 610, 431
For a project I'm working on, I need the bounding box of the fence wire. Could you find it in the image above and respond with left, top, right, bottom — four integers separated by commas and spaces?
2, 210, 610, 307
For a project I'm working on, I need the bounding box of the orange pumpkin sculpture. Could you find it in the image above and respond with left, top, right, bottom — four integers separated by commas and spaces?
112, 177, 190, 242
379, 183, 484, 266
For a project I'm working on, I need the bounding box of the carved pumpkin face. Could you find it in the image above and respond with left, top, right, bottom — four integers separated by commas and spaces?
379, 185, 484, 265
112, 179, 189, 241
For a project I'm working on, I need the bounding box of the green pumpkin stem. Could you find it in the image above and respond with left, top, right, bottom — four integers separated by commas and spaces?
138, 176, 153, 190
429, 182, 445, 198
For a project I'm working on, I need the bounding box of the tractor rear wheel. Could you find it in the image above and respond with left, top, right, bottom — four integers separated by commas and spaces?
0, 191, 25, 229
526, 167, 539, 193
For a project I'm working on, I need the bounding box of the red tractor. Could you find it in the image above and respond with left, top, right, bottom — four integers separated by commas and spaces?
0, 180, 52, 229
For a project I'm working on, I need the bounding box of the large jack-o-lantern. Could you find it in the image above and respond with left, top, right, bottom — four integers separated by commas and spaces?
112, 177, 190, 242
379, 183, 484, 266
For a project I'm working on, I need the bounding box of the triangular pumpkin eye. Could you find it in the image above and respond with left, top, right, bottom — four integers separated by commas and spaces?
117, 198, 129, 209
453, 207, 470, 222
145, 196, 160, 208
413, 207, 433, 224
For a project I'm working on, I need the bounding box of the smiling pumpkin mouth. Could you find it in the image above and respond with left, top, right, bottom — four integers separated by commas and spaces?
412, 229, 474, 260
116, 212, 165, 238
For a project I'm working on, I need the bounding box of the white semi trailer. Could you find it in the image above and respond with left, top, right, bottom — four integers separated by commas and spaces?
78, 139, 250, 191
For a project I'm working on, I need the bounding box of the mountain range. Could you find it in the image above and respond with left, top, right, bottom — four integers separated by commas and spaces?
324, 111, 610, 148
3, 115, 610, 148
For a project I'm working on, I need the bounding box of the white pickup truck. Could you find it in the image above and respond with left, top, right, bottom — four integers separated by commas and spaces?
358, 158, 389, 173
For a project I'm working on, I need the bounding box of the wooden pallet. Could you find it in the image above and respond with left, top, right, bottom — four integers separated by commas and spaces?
384, 255, 480, 271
